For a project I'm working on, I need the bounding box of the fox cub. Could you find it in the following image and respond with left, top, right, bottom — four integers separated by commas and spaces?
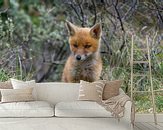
62, 21, 102, 83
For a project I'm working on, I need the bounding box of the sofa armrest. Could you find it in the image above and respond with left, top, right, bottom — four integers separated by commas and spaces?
119, 100, 133, 129
123, 101, 132, 123
119, 88, 125, 94
119, 88, 132, 123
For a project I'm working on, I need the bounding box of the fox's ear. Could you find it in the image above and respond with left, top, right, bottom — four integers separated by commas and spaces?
65, 21, 77, 36
90, 23, 102, 39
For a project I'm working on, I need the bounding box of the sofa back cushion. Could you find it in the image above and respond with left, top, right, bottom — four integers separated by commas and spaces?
35, 82, 79, 105
35, 82, 125, 105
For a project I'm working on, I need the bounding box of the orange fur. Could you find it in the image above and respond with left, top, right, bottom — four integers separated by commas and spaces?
62, 21, 102, 83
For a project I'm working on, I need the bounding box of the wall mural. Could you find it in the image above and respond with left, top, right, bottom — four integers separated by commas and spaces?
0, 0, 162, 113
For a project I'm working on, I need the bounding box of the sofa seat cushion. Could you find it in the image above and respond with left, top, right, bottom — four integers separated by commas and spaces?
0, 101, 54, 117
55, 101, 112, 117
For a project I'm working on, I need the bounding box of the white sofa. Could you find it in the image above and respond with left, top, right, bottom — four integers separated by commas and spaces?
0, 82, 133, 130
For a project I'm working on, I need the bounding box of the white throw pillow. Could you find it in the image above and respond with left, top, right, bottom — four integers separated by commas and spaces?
10, 78, 35, 88
55, 101, 112, 117
10, 78, 37, 100
78, 80, 105, 101
0, 88, 34, 103
0, 101, 54, 117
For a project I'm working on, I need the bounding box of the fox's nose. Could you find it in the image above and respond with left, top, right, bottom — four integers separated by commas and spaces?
76, 55, 81, 60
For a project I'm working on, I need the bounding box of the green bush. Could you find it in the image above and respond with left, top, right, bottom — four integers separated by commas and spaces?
0, 69, 11, 81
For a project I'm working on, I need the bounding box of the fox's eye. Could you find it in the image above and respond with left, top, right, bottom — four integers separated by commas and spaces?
73, 44, 78, 48
84, 45, 91, 48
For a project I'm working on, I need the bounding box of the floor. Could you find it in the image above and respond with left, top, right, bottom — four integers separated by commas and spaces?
0, 117, 133, 130
134, 122, 163, 130
134, 114, 163, 130
0, 114, 162, 130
